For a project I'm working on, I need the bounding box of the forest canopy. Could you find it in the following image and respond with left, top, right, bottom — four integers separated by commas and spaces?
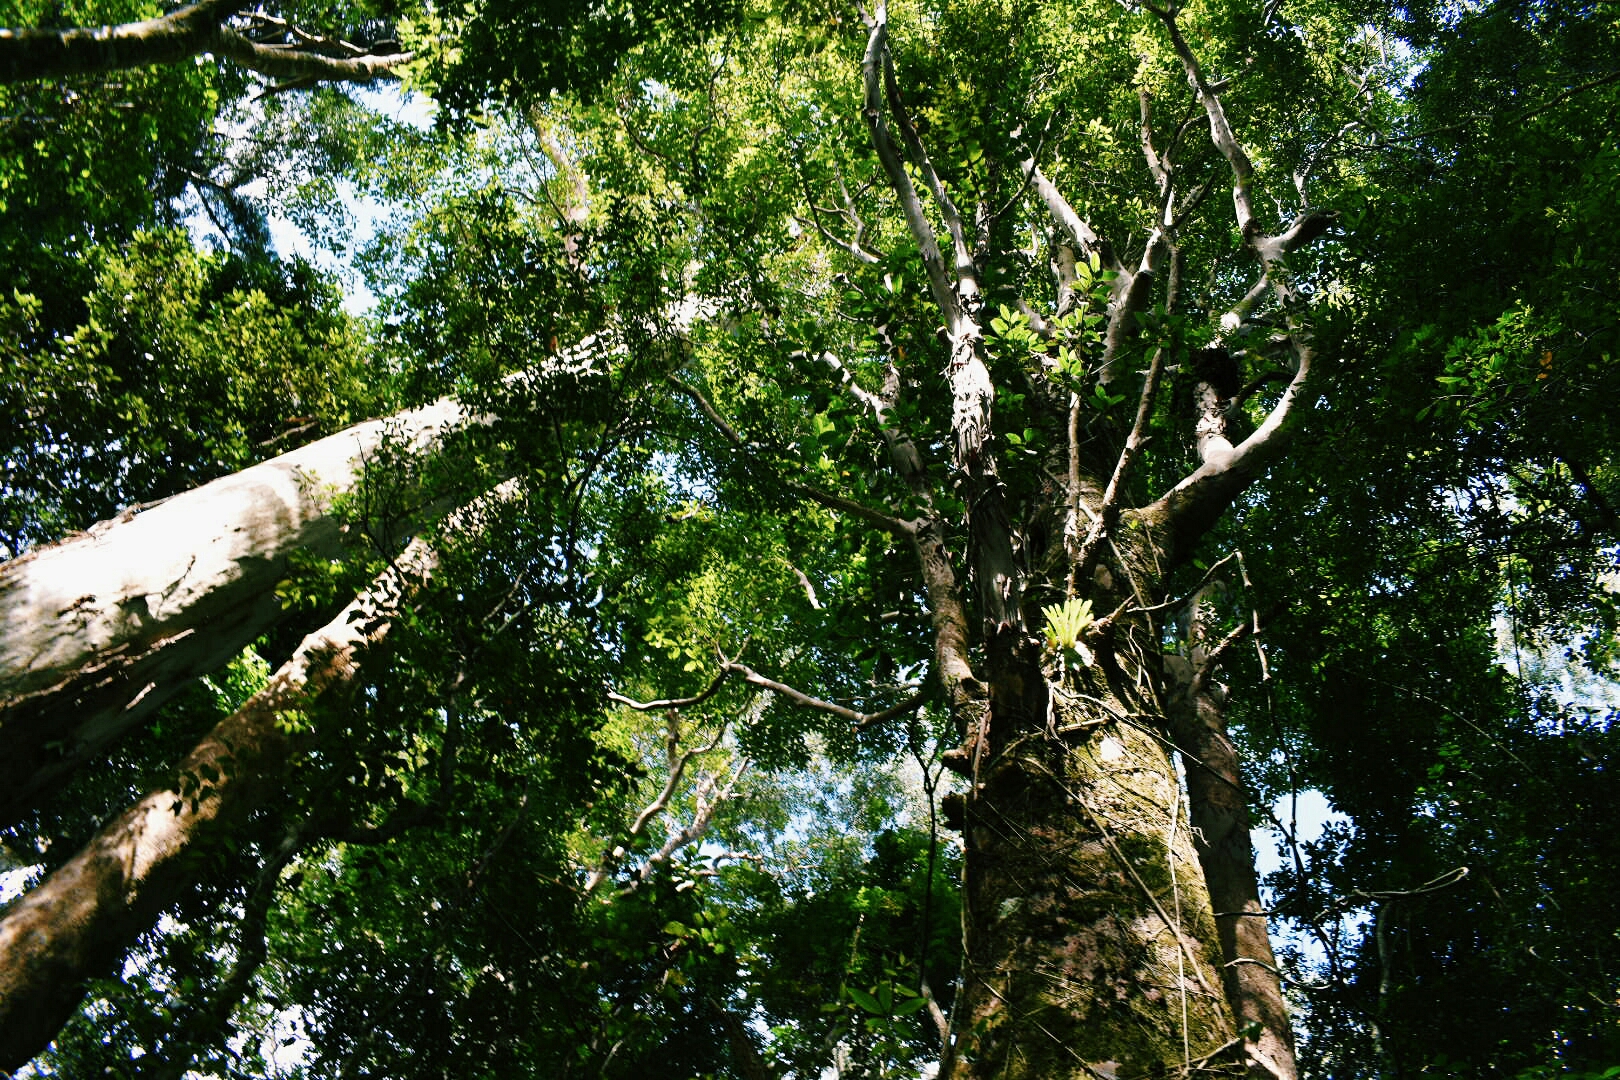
0, 0, 1617, 1077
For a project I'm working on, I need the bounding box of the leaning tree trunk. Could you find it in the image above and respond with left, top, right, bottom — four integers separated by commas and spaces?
0, 0, 409, 85
0, 397, 468, 826
0, 538, 434, 1075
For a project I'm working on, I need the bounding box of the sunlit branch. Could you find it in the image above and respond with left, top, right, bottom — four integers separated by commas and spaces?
585, 710, 733, 895
608, 665, 732, 712
1072, 342, 1170, 586
1147, 2, 1259, 240
882, 45, 979, 303
628, 756, 752, 889
861, 11, 962, 330
0, 0, 409, 85
1139, 88, 1170, 194
796, 174, 885, 265
814, 350, 938, 518
1022, 159, 1117, 273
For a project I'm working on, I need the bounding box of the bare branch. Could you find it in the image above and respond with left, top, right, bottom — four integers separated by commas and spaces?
1141, 335, 1321, 566
723, 660, 926, 731
1139, 88, 1170, 193
814, 350, 940, 517
882, 46, 979, 304
629, 756, 752, 888
861, 14, 962, 330
1134, 3, 1335, 565
795, 174, 885, 265
608, 665, 733, 712
0, 537, 436, 1071
585, 712, 733, 895
1071, 342, 1170, 586
1148, 2, 1259, 239
1023, 159, 1118, 273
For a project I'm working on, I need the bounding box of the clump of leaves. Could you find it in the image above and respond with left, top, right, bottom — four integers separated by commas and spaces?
1042, 597, 1095, 668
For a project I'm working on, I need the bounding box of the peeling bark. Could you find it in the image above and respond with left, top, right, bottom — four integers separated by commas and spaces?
0, 398, 469, 826
0, 539, 432, 1075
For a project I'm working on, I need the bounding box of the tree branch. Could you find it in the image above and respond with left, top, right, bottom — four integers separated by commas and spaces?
723, 660, 926, 731
627, 756, 751, 890
1137, 3, 1332, 563
585, 710, 734, 895
795, 174, 885, 265
1021, 158, 1118, 273
1148, 2, 1259, 240
1071, 342, 1170, 586
608, 664, 733, 712
0, 0, 409, 85
861, 11, 962, 331
882, 43, 979, 305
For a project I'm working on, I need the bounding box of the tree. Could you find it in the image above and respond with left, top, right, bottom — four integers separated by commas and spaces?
0, 391, 473, 824
0, 0, 407, 87
3, 0, 1618, 1076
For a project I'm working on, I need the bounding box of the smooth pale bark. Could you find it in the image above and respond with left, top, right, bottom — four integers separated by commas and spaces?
0, 541, 431, 1075
0, 0, 409, 85
0, 397, 468, 825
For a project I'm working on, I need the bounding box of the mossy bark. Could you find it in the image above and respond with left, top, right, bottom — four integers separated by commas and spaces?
942, 632, 1241, 1079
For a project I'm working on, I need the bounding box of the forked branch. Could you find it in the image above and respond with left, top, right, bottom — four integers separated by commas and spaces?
1134, 3, 1334, 562
861, 10, 963, 332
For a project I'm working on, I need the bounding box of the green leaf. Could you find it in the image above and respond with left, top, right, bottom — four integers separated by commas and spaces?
846, 986, 884, 1014
892, 996, 929, 1016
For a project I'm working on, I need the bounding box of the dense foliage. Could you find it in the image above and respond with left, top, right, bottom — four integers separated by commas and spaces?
1, 0, 1616, 1076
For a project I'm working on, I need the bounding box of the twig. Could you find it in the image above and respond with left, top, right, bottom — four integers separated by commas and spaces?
723, 660, 927, 730
609, 665, 733, 712
668, 375, 914, 535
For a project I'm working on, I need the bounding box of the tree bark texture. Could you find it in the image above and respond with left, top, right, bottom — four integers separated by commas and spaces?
0, 0, 408, 85
0, 397, 467, 827
0, 541, 430, 1075
941, 574, 1240, 1079
1166, 622, 1298, 1080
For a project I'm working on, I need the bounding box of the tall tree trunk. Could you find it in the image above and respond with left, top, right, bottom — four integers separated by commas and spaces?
1167, 593, 1298, 1080
848, 5, 1334, 1066
0, 539, 433, 1074
0, 397, 468, 826
941, 544, 1239, 1079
